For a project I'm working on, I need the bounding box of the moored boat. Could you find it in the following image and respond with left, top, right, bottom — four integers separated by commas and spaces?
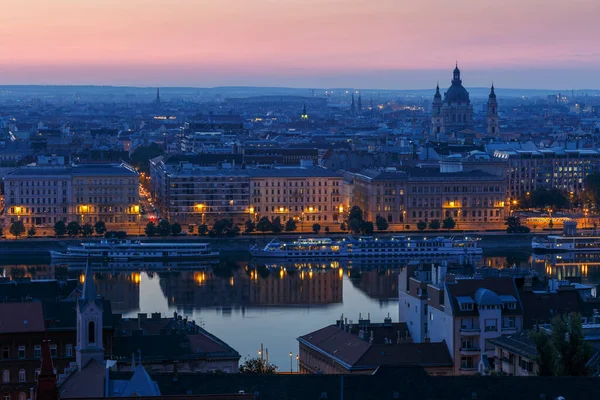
49, 239, 219, 261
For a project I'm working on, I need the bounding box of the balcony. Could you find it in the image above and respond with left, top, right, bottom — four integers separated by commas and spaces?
460, 347, 481, 356
460, 327, 481, 336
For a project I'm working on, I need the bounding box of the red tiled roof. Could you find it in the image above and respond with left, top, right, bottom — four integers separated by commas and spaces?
0, 302, 45, 333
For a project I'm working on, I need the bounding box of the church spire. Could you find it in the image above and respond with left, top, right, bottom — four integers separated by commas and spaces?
82, 260, 96, 302
351, 93, 356, 114
301, 103, 308, 120
156, 87, 161, 105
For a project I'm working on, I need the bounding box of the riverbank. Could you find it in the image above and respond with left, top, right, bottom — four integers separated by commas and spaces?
0, 232, 534, 260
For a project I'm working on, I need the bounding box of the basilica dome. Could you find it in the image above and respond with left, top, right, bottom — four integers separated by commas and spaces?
444, 65, 470, 104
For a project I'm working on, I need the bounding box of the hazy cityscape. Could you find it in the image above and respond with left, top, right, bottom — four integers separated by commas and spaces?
2, 1, 600, 400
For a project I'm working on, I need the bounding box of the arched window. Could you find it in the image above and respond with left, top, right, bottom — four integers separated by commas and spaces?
2, 370, 9, 383
18, 369, 25, 382
88, 321, 95, 344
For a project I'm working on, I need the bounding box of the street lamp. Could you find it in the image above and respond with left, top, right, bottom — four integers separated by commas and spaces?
195, 204, 205, 224
15, 206, 22, 221
289, 352, 293, 374
296, 354, 299, 374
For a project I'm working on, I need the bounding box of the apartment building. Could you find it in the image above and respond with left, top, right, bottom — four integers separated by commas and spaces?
150, 159, 250, 226
248, 168, 343, 225
353, 164, 508, 227
493, 147, 600, 199
399, 264, 523, 375
4, 163, 139, 226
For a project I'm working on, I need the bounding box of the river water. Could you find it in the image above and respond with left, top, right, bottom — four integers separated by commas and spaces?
2, 249, 599, 370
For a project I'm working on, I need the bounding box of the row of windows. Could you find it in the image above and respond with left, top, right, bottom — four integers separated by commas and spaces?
252, 180, 340, 187
1, 344, 71, 360
252, 189, 339, 195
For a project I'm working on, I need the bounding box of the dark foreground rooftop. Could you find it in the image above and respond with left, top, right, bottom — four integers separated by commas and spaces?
105, 366, 600, 400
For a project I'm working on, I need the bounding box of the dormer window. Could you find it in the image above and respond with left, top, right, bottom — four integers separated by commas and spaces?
460, 303, 474, 311
507, 302, 516, 310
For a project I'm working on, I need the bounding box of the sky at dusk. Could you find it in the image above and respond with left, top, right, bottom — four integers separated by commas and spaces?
1, 0, 599, 89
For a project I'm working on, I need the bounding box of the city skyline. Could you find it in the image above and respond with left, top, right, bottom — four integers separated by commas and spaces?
1, 0, 599, 89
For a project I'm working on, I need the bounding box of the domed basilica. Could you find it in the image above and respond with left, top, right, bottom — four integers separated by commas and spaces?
431, 64, 483, 138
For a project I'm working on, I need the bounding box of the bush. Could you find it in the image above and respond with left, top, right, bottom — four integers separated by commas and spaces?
417, 221, 427, 231
171, 222, 182, 235
428, 219, 441, 230
256, 217, 272, 233
245, 220, 255, 233
54, 220, 67, 236
442, 217, 456, 230
285, 219, 297, 232
66, 221, 81, 236
375, 216, 389, 231
94, 221, 107, 235
145, 222, 156, 237
198, 224, 208, 235
312, 223, 321, 234
157, 219, 171, 236
271, 217, 283, 233
10, 221, 25, 238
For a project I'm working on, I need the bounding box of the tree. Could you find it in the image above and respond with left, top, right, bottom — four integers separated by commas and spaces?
171, 222, 182, 236
130, 142, 165, 173
348, 206, 363, 222
518, 188, 569, 210
256, 216, 272, 233
360, 220, 374, 234
417, 221, 427, 231
198, 224, 208, 236
94, 221, 106, 236
284, 219, 297, 232
9, 221, 25, 238
530, 313, 594, 376
429, 219, 441, 230
324, 226, 329, 233
348, 218, 362, 234
212, 219, 234, 236
505, 216, 530, 233
188, 225, 195, 234
66, 221, 81, 237
145, 222, 156, 237
312, 223, 321, 234
157, 219, 171, 236
340, 222, 347, 232
245, 219, 256, 233
442, 217, 456, 230
375, 216, 389, 231
271, 217, 283, 233
27, 226, 36, 238
54, 221, 67, 237
239, 357, 277, 374
82, 223, 94, 237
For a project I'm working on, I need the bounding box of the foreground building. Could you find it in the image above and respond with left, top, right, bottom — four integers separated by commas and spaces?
3, 163, 139, 226
399, 263, 523, 375
297, 317, 453, 375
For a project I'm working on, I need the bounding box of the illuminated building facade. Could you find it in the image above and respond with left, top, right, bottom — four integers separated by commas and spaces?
4, 163, 139, 226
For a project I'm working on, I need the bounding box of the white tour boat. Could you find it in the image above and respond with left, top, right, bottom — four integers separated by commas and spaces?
49, 239, 219, 261
532, 235, 600, 253
250, 235, 482, 259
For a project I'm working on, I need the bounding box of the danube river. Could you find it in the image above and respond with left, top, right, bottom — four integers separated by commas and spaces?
2, 249, 600, 369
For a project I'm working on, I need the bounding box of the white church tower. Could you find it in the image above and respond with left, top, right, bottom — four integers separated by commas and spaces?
486, 84, 499, 136
75, 262, 104, 369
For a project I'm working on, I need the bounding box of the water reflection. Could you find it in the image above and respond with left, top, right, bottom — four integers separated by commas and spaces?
531, 252, 600, 284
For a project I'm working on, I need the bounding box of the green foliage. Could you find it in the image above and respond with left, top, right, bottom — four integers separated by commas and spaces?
245, 219, 256, 233
145, 221, 156, 237
130, 143, 164, 173
416, 221, 427, 231
312, 223, 321, 234
66, 221, 81, 236
27, 226, 36, 237
375, 215, 389, 231
360, 220, 374, 234
348, 206, 363, 222
82, 223, 94, 237
256, 216, 272, 233
271, 217, 283, 233
198, 224, 208, 235
348, 218, 362, 234
518, 188, 570, 210
442, 217, 456, 230
187, 225, 195, 234
211, 219, 239, 237
530, 313, 594, 376
505, 216, 531, 233
94, 221, 107, 235
583, 172, 600, 210
239, 357, 277, 374
157, 219, 171, 236
171, 222, 182, 235
10, 221, 25, 238
284, 219, 297, 232
428, 219, 441, 230
54, 220, 67, 236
